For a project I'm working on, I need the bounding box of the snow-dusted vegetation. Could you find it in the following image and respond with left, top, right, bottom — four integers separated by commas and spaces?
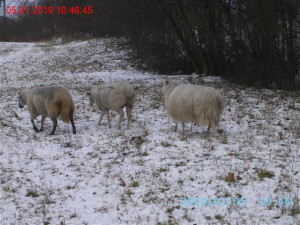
0, 38, 299, 224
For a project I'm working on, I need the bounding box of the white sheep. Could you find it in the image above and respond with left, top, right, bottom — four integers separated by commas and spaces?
88, 82, 135, 130
162, 80, 225, 136
18, 86, 76, 135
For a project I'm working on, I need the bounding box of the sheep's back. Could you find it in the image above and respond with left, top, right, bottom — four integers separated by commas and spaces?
31, 86, 74, 118
192, 86, 224, 125
96, 82, 134, 110
166, 85, 197, 122
96, 88, 124, 110
112, 82, 135, 100
107, 89, 128, 109
51, 87, 75, 117
166, 85, 224, 125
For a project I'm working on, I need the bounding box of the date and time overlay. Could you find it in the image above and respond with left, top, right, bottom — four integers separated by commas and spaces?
180, 196, 293, 208
6, 6, 93, 15
2, 0, 93, 16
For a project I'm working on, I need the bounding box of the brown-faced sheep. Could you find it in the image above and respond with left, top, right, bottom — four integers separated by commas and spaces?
162, 80, 225, 136
18, 86, 76, 135
88, 82, 135, 130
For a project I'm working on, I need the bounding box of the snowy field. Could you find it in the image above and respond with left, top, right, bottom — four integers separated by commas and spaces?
0, 38, 299, 225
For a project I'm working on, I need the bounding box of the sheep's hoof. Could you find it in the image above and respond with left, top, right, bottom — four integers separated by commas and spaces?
34, 127, 39, 132
49, 132, 54, 135
39, 128, 43, 132
180, 135, 187, 141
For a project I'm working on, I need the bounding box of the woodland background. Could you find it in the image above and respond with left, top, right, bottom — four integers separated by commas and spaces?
0, 0, 299, 90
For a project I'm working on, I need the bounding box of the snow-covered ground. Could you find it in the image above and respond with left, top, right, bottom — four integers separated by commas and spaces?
0, 37, 299, 225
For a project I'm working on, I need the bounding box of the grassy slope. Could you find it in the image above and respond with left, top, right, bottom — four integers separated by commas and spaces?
0, 38, 299, 225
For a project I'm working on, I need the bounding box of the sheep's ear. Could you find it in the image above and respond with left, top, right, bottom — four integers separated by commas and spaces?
86, 92, 90, 96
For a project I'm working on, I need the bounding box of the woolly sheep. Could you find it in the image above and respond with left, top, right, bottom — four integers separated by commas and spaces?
88, 81, 135, 130
18, 86, 76, 135
162, 80, 225, 136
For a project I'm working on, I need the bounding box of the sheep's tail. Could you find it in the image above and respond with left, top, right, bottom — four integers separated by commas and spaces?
125, 87, 135, 107
60, 99, 75, 123
217, 95, 225, 113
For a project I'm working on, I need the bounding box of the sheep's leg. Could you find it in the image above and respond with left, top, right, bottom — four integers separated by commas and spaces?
126, 106, 133, 130
49, 118, 57, 135
116, 109, 124, 130
174, 122, 178, 132
182, 122, 185, 135
31, 119, 39, 132
206, 124, 211, 136
106, 112, 111, 128
69, 112, 76, 134
39, 116, 46, 132
212, 123, 218, 137
98, 112, 106, 126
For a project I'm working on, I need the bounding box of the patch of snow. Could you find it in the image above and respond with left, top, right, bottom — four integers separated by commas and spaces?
0, 39, 299, 225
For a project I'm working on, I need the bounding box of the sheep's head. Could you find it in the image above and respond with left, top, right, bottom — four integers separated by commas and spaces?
162, 80, 169, 94
87, 92, 94, 106
18, 91, 26, 108
162, 80, 178, 96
